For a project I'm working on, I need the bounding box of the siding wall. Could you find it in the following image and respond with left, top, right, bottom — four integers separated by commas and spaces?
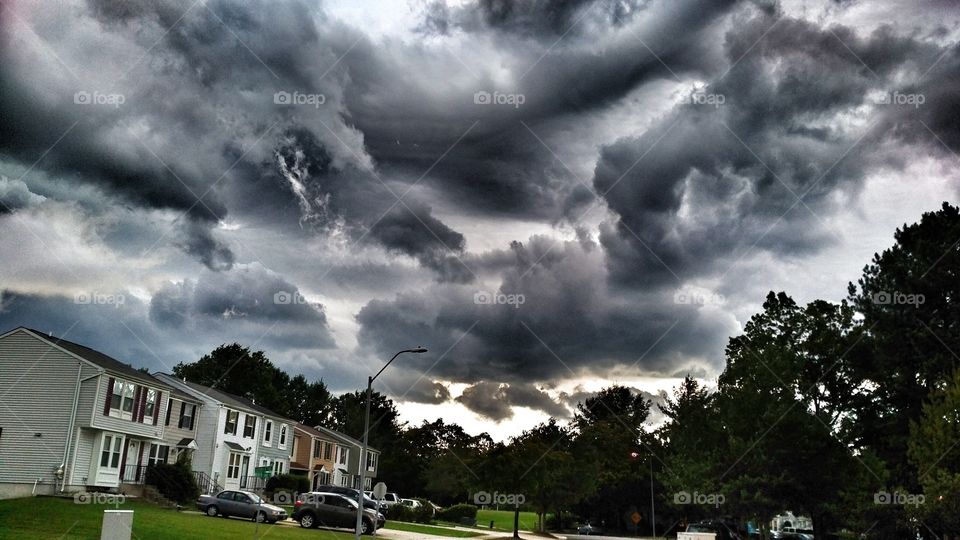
160, 398, 200, 450
0, 330, 99, 487
257, 420, 292, 464
70, 428, 96, 485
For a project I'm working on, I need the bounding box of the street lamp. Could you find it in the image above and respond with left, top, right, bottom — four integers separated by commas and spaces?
354, 347, 428, 540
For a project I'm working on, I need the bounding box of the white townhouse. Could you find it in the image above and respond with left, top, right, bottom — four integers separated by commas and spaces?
0, 327, 176, 499
153, 374, 294, 493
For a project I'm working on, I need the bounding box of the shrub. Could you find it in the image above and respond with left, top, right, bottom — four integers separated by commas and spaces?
411, 498, 435, 523
437, 503, 478, 523
386, 504, 416, 522
144, 461, 199, 504
264, 473, 309, 500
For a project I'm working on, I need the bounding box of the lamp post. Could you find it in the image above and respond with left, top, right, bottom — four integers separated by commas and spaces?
354, 347, 427, 540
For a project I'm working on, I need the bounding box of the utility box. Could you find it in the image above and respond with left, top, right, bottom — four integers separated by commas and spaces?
100, 509, 133, 540
678, 533, 715, 540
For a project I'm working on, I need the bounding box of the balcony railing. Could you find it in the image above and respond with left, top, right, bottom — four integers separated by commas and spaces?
121, 464, 149, 484
239, 475, 268, 491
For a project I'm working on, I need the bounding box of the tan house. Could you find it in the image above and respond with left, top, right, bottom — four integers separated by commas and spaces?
291, 423, 341, 490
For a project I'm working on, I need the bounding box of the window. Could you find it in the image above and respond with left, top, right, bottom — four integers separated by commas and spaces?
273, 461, 284, 475
278, 425, 287, 448
340, 474, 350, 487
364, 477, 372, 490
148, 443, 169, 466
109, 380, 136, 420
143, 389, 157, 425
165, 398, 173, 426
366, 451, 378, 472
178, 403, 195, 430
227, 453, 241, 479
323, 441, 333, 460
224, 410, 238, 435
99, 434, 122, 469
263, 421, 273, 446
243, 415, 256, 438
338, 446, 348, 465
313, 440, 321, 458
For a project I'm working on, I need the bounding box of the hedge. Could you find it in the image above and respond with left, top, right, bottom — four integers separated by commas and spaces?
437, 503, 478, 523
144, 461, 200, 504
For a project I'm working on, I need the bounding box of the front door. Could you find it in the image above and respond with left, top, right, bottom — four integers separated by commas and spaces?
123, 440, 140, 482
94, 433, 124, 486
240, 455, 250, 488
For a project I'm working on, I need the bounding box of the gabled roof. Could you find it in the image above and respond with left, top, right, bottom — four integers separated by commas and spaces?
294, 422, 331, 440
154, 373, 294, 424
10, 327, 167, 388
313, 425, 379, 453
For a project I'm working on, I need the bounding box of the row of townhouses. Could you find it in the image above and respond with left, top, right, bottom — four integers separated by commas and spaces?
0, 327, 379, 500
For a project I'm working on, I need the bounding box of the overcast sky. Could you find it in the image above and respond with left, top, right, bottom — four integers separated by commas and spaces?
1, 0, 958, 439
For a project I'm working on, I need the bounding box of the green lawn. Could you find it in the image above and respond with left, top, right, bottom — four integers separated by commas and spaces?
384, 521, 484, 537
0, 497, 357, 540
472, 509, 540, 532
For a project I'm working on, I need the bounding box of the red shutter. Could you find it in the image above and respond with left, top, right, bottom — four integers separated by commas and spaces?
138, 388, 148, 422
132, 386, 141, 420
153, 392, 162, 424
103, 377, 115, 416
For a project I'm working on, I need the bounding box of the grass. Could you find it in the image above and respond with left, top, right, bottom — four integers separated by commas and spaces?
472, 509, 540, 532
0, 496, 358, 540
384, 521, 484, 537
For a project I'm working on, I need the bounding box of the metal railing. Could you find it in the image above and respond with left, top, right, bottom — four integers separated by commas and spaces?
120, 464, 149, 484
193, 471, 223, 494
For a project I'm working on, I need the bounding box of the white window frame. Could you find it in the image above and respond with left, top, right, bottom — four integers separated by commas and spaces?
273, 461, 284, 475
142, 389, 157, 425
263, 420, 273, 446
278, 425, 287, 449
242, 414, 256, 439
148, 443, 169, 466
224, 409, 238, 435
99, 433, 123, 470
109, 380, 136, 420
338, 446, 348, 465
180, 403, 195, 430
366, 451, 377, 472
227, 453, 242, 479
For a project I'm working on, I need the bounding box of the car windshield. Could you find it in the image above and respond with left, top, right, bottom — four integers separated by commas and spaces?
246, 493, 262, 504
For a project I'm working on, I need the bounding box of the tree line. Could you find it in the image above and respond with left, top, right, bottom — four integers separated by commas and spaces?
174, 202, 960, 539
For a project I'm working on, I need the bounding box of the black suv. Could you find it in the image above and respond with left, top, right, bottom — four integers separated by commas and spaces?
313, 485, 386, 512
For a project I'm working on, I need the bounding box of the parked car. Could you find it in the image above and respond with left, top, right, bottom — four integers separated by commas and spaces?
578, 522, 603, 535
196, 490, 287, 523
400, 498, 421, 509
315, 485, 386, 512
686, 521, 744, 540
293, 492, 385, 534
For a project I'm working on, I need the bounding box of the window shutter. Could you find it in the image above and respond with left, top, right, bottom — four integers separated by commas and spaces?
132, 386, 141, 420
138, 388, 148, 422
178, 403, 185, 429
103, 377, 115, 416
153, 392, 162, 424
165, 398, 173, 426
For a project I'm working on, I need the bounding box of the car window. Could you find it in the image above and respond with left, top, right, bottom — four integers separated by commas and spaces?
217, 491, 235, 500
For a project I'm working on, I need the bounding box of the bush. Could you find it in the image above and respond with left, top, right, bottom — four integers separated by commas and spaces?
411, 498, 435, 523
265, 474, 309, 500
437, 503, 478, 523
144, 461, 199, 504
386, 504, 416, 522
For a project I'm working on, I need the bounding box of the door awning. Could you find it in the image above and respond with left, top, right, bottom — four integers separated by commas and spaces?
176, 438, 198, 450
224, 441, 249, 452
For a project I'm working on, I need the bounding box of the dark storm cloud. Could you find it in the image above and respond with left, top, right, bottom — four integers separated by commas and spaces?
0, 176, 44, 214
455, 381, 571, 421
357, 235, 736, 394
593, 8, 958, 286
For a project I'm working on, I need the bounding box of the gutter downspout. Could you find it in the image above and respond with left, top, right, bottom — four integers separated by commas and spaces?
60, 366, 101, 492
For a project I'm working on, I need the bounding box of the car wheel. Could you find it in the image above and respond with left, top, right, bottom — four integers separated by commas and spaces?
361, 518, 374, 535
254, 511, 267, 523
299, 513, 316, 529
205, 505, 218, 517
